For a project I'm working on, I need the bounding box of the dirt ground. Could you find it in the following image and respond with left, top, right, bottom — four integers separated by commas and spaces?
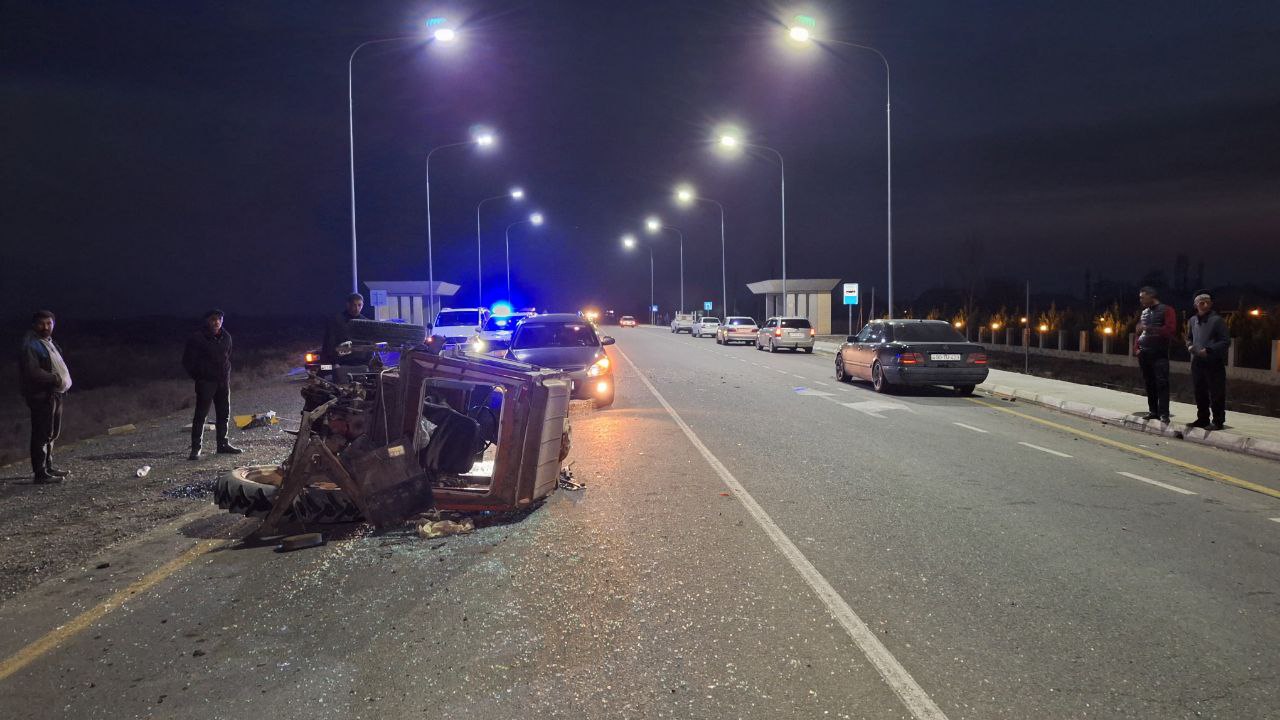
0, 378, 306, 603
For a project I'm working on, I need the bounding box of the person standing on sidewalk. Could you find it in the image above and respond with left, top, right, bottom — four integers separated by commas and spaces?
183, 309, 242, 460
18, 310, 73, 484
1134, 286, 1177, 423
1186, 292, 1230, 430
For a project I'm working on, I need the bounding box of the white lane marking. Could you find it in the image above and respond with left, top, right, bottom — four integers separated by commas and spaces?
774, 369, 789, 375
814, 381, 830, 386
1116, 471, 1197, 495
836, 386, 851, 392
1271, 518, 1280, 524
952, 422, 989, 434
794, 388, 835, 397
1018, 441, 1072, 458
617, 348, 949, 720
842, 400, 912, 418
792, 374, 808, 380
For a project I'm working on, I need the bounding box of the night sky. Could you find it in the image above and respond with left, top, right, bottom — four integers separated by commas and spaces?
5, 1, 1279, 321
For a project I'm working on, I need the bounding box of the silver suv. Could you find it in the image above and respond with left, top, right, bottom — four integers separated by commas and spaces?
670, 313, 695, 333
756, 317, 815, 353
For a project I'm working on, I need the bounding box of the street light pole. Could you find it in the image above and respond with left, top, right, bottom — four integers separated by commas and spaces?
475, 191, 521, 307
424, 140, 474, 317
647, 219, 685, 312
676, 187, 728, 317
718, 136, 786, 314
787, 29, 893, 318
504, 212, 543, 302
623, 234, 655, 325
347, 36, 415, 295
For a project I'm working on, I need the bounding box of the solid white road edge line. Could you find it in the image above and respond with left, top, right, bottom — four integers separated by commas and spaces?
1018, 441, 1073, 458
1271, 518, 1280, 524
617, 347, 950, 720
952, 422, 989, 434
1116, 471, 1197, 495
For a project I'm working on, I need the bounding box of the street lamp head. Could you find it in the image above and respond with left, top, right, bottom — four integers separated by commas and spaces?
674, 185, 695, 205
645, 216, 661, 233
474, 131, 495, 147
718, 134, 738, 148
787, 26, 811, 42
529, 212, 544, 225
622, 234, 636, 249
510, 187, 524, 200
433, 27, 457, 42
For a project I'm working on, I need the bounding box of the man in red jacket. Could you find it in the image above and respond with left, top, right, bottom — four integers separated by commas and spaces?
1134, 286, 1177, 423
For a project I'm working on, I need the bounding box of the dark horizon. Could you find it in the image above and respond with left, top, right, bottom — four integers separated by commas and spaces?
5, 1, 1279, 322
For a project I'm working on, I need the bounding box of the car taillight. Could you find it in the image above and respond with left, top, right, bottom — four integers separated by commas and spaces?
773, 328, 782, 337
968, 353, 988, 365
809, 328, 816, 337
304, 352, 318, 364
896, 352, 925, 365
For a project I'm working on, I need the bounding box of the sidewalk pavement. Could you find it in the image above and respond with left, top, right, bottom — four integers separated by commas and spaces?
813, 337, 1280, 462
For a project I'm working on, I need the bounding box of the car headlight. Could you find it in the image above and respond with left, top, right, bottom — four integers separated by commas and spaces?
587, 355, 611, 377
468, 336, 487, 353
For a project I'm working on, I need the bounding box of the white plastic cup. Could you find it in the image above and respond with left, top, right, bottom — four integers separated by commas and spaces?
136, 465, 151, 478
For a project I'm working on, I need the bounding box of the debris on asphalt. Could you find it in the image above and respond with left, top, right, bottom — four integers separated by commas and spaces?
181, 423, 218, 432
557, 463, 585, 491
234, 411, 278, 430
135, 465, 151, 478
275, 532, 326, 552
417, 517, 475, 539
107, 424, 137, 435
95, 562, 110, 569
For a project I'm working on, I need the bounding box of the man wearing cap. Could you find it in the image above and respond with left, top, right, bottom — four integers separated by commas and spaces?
1186, 292, 1230, 430
183, 309, 242, 460
18, 310, 73, 484
1135, 286, 1177, 423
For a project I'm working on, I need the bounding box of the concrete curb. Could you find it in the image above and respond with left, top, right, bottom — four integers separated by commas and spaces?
976, 385, 1280, 463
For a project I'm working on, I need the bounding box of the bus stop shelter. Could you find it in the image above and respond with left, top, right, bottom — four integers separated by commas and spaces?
746, 278, 839, 335
363, 280, 460, 327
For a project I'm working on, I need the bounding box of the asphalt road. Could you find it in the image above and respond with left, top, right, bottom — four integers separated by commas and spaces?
1, 327, 1277, 719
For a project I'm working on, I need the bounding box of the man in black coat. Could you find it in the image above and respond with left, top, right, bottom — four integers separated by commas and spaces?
320, 293, 366, 364
183, 309, 242, 460
18, 310, 73, 483
1186, 292, 1231, 430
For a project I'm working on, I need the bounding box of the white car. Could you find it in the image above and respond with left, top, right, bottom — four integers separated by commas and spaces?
716, 316, 758, 345
692, 317, 720, 338
432, 307, 490, 347
471, 312, 532, 353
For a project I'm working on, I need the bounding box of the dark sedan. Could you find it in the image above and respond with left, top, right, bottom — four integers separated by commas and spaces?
835, 319, 988, 395
507, 313, 616, 407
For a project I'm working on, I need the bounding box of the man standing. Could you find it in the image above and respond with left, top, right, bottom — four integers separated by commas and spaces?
321, 292, 365, 364
183, 309, 241, 460
18, 310, 73, 484
1186, 292, 1230, 430
1135, 286, 1177, 423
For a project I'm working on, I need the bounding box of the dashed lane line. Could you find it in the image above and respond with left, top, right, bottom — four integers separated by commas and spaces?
1019, 441, 1073, 458
1117, 471, 1197, 496
969, 398, 1280, 501
618, 347, 950, 720
1269, 518, 1280, 524
952, 422, 989, 434
814, 381, 830, 386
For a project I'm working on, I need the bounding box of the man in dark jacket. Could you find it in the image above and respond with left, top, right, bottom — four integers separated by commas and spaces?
1134, 286, 1177, 423
1186, 292, 1230, 430
183, 309, 241, 460
18, 310, 73, 483
320, 293, 366, 364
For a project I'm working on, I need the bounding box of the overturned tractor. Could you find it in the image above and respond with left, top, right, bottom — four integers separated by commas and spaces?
215, 332, 572, 533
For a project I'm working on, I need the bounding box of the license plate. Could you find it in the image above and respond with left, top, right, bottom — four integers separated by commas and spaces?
787, 331, 803, 337
931, 353, 962, 361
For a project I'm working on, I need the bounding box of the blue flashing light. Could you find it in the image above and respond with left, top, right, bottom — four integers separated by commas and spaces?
426, 16, 448, 27
490, 301, 514, 317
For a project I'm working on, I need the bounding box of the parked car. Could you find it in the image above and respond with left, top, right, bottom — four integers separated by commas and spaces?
716, 316, 758, 345
432, 307, 491, 347
507, 313, 616, 408
755, 317, 815, 353
471, 312, 533, 353
692, 317, 720, 338
836, 319, 988, 395
670, 313, 695, 333
619, 315, 637, 328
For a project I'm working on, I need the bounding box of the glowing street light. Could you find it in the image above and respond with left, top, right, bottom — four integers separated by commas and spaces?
783, 18, 895, 318
346, 20, 457, 294
433, 27, 456, 42
423, 129, 498, 314
991, 321, 1002, 330
622, 233, 655, 324
504, 211, 544, 302
1039, 323, 1050, 332
675, 183, 728, 317
476, 186, 526, 306
712, 125, 788, 309
646, 216, 686, 312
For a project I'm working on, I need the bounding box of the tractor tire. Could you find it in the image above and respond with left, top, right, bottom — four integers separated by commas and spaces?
347, 318, 426, 345
214, 465, 363, 524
